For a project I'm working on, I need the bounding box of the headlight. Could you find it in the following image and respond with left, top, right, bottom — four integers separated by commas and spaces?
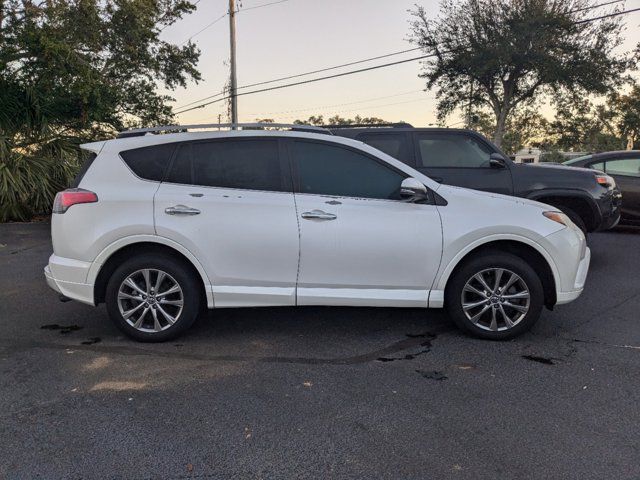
595, 174, 615, 188
542, 211, 572, 227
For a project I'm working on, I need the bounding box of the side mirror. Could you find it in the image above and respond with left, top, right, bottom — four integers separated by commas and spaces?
489, 153, 507, 169
400, 177, 428, 202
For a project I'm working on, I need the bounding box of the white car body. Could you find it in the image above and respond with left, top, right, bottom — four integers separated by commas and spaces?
45, 129, 589, 334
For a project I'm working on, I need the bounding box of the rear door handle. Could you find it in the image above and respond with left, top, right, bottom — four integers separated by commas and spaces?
301, 209, 337, 220
165, 205, 201, 216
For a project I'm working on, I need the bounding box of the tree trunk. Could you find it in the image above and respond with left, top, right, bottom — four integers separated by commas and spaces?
627, 135, 634, 151
493, 107, 508, 148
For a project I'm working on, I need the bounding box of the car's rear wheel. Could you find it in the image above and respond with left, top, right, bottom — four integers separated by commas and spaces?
105, 254, 201, 342
445, 251, 544, 340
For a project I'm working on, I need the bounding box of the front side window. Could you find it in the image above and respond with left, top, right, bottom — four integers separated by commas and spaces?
166, 139, 285, 192
416, 133, 491, 168
292, 141, 406, 200
358, 133, 411, 164
120, 143, 176, 181
604, 158, 640, 177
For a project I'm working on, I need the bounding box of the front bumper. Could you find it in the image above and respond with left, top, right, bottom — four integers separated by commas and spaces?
44, 254, 95, 306
556, 246, 590, 305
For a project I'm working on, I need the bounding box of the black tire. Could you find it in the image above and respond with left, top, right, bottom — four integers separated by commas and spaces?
556, 206, 588, 235
105, 254, 201, 342
445, 250, 544, 340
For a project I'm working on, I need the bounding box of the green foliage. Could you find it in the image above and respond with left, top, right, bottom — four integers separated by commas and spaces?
472, 107, 549, 155
0, 0, 201, 221
409, 0, 634, 147
539, 150, 566, 163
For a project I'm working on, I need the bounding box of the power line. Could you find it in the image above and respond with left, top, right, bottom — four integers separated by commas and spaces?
246, 89, 427, 117
175, 5, 640, 115
240, 0, 290, 12
174, 47, 423, 109
179, 0, 292, 45
174, 53, 439, 114
173, 0, 625, 109
574, 6, 640, 23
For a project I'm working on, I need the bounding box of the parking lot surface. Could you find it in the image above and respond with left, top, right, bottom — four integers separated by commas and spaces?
1, 222, 639, 479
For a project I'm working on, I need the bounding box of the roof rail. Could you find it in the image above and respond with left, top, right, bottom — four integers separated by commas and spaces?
322, 122, 414, 129
117, 123, 332, 138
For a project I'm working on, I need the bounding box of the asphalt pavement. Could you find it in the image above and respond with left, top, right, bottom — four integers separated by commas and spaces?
1, 222, 639, 479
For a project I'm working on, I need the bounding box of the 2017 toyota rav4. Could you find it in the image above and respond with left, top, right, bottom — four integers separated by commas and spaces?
45, 124, 590, 342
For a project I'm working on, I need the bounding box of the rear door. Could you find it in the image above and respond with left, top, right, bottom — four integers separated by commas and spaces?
602, 157, 640, 222
154, 137, 300, 307
289, 139, 443, 307
412, 131, 514, 195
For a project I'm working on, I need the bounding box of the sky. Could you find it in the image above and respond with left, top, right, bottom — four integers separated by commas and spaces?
159, 0, 640, 127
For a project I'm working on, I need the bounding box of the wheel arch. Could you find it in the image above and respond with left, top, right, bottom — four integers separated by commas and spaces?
436, 236, 559, 309
527, 190, 600, 232
88, 236, 213, 308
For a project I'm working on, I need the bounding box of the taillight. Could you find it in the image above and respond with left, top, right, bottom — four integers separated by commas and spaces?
52, 188, 98, 214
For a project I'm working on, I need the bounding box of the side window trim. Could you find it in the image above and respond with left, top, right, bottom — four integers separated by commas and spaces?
162, 137, 294, 194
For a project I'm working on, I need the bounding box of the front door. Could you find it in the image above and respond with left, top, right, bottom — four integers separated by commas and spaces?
412, 131, 514, 195
602, 157, 640, 223
154, 137, 300, 307
288, 139, 443, 307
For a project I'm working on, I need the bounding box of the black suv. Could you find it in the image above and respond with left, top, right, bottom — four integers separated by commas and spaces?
329, 125, 622, 233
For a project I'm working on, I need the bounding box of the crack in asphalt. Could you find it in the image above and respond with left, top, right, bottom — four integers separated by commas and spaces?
0, 325, 452, 366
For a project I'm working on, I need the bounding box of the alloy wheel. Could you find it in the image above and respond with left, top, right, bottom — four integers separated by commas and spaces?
460, 268, 530, 332
117, 269, 184, 333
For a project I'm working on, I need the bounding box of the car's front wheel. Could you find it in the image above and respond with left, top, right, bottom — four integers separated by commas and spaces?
105, 254, 201, 342
445, 251, 544, 340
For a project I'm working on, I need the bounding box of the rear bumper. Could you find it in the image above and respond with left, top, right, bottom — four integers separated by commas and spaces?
44, 254, 95, 306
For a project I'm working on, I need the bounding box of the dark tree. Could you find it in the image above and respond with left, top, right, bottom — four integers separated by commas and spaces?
409, 0, 634, 147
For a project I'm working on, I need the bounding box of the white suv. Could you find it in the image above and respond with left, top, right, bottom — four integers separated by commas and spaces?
45, 124, 590, 342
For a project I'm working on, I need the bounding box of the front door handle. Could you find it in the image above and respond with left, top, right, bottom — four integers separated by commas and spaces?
301, 209, 337, 221
165, 205, 201, 216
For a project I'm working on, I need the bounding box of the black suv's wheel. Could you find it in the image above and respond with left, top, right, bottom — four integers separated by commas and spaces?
445, 251, 544, 340
105, 254, 201, 342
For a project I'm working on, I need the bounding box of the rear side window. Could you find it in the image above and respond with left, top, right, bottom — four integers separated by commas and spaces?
71, 152, 97, 187
292, 140, 406, 200
120, 143, 176, 181
166, 139, 285, 192
415, 133, 491, 168
358, 133, 411, 164
604, 158, 640, 177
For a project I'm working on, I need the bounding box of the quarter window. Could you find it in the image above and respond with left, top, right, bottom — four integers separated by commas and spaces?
120, 143, 176, 181
292, 141, 406, 200
166, 139, 286, 192
415, 133, 491, 168
604, 158, 640, 177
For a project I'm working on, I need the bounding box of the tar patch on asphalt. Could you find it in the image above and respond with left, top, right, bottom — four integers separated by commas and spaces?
521, 354, 556, 365
415, 370, 448, 381
41, 324, 83, 334
81, 337, 101, 345
376, 332, 436, 362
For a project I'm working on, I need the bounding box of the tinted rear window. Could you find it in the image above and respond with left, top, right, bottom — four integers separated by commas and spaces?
166, 139, 285, 192
357, 133, 411, 164
72, 152, 97, 187
120, 143, 176, 181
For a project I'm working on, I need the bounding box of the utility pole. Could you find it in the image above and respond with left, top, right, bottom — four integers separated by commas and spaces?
228, 0, 238, 126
